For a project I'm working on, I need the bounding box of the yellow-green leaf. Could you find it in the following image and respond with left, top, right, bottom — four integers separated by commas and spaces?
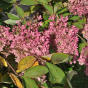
9, 73, 23, 88
16, 56, 36, 73
32, 61, 39, 67
21, 0, 37, 5
0, 56, 8, 67
15, 5, 24, 18
7, 13, 20, 20
51, 53, 70, 64
42, 54, 52, 61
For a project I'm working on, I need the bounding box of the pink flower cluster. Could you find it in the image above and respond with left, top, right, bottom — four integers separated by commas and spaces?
0, 25, 10, 51
0, 16, 79, 62
68, 0, 88, 16
9, 23, 50, 62
82, 24, 88, 41
0, 22, 50, 62
47, 16, 79, 56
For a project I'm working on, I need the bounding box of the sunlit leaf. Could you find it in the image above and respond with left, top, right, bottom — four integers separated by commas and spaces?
37, 0, 51, 4
43, 4, 53, 15
9, 73, 23, 88
15, 5, 24, 18
0, 56, 8, 67
54, 2, 63, 14
32, 61, 39, 67
23, 65, 49, 78
46, 62, 66, 84
42, 54, 52, 61
21, 0, 37, 5
37, 0, 48, 4
7, 13, 20, 20
4, 19, 20, 25
16, 56, 36, 73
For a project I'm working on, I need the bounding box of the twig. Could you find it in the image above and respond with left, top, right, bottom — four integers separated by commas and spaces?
7, 61, 18, 76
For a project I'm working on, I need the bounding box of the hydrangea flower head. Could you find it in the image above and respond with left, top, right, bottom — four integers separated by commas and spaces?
48, 16, 79, 56
9, 22, 50, 62
68, 0, 88, 16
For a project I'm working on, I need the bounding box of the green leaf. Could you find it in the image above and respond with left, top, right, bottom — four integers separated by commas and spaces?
78, 16, 86, 24
46, 62, 66, 84
62, 12, 70, 17
43, 13, 49, 20
73, 16, 86, 29
38, 0, 51, 4
23, 77, 39, 88
69, 15, 80, 21
37, 0, 48, 4
57, 7, 68, 15
43, 20, 51, 27
68, 21, 72, 26
43, 4, 53, 15
3, 0, 13, 3
16, 56, 36, 73
23, 65, 49, 78
42, 82, 49, 88
4, 19, 19, 25
51, 53, 70, 64
78, 43, 86, 53
7, 13, 20, 20
54, 2, 63, 14
73, 22, 83, 29
15, 5, 24, 18
21, 0, 37, 5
